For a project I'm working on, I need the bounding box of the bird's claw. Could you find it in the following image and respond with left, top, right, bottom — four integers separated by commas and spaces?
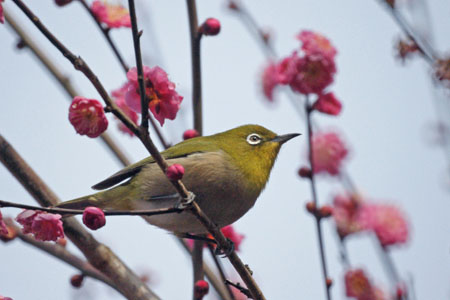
175, 192, 196, 209
214, 238, 234, 258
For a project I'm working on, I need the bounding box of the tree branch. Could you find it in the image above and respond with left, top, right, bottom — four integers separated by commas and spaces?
4, 220, 115, 289
0, 134, 160, 300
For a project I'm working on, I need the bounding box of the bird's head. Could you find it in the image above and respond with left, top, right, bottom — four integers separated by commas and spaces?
212, 124, 300, 191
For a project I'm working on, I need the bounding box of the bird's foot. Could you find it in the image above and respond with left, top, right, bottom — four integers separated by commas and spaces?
175, 192, 196, 209
214, 238, 235, 258
180, 233, 217, 245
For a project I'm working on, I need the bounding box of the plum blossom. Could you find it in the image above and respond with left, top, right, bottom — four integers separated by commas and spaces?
125, 66, 183, 126
297, 30, 337, 60
311, 131, 348, 175
332, 194, 364, 238
91, 0, 131, 28
16, 209, 40, 234
313, 92, 342, 115
32, 213, 64, 241
262, 62, 280, 101
69, 97, 108, 138
357, 204, 409, 247
0, 0, 4, 24
200, 18, 221, 36
289, 54, 336, 95
194, 280, 209, 299
183, 129, 200, 140
345, 269, 376, 300
111, 83, 139, 136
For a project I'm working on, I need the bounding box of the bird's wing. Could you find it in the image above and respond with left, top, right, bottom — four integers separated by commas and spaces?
91, 137, 218, 190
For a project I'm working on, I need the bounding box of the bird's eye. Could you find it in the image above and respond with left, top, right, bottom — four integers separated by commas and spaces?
246, 133, 262, 145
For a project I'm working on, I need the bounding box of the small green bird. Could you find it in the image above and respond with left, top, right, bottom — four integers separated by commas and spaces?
58, 125, 299, 233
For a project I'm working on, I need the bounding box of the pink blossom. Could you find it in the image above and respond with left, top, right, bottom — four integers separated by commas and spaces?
262, 62, 280, 101
200, 18, 221, 36
332, 194, 364, 238
111, 83, 139, 136
125, 66, 183, 126
194, 280, 209, 299
69, 97, 108, 138
82, 207, 106, 230
277, 53, 299, 84
0, 296, 13, 300
345, 269, 376, 300
290, 55, 336, 95
357, 204, 409, 247
313, 92, 342, 116
0, 0, 4, 24
91, 0, 131, 29
221, 225, 245, 252
297, 30, 337, 60
16, 209, 40, 234
166, 164, 185, 181
183, 129, 200, 140
0, 210, 8, 236
31, 213, 64, 241
311, 131, 348, 175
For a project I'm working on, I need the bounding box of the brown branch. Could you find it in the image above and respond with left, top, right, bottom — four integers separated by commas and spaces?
0, 134, 160, 300
186, 0, 203, 135
4, 220, 115, 288
305, 98, 332, 300
4, 11, 131, 167
208, 245, 236, 300
77, 0, 129, 73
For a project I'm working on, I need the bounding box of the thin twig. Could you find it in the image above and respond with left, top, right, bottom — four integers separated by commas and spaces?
77, 0, 129, 73
225, 279, 252, 298
305, 98, 332, 300
0, 134, 160, 300
4, 220, 115, 289
186, 0, 203, 135
208, 245, 236, 300
0, 199, 182, 216
4, 11, 131, 167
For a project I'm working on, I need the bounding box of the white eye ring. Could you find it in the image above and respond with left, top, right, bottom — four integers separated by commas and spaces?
246, 133, 262, 145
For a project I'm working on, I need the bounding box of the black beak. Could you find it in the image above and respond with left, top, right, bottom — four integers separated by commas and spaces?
271, 133, 301, 144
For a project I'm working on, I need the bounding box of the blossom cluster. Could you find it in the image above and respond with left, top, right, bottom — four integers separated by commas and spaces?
16, 210, 64, 242
332, 193, 409, 247
262, 30, 342, 116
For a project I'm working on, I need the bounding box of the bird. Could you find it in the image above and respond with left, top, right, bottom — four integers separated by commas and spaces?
57, 124, 300, 234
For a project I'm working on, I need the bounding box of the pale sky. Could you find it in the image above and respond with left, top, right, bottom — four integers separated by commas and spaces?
1, 0, 449, 299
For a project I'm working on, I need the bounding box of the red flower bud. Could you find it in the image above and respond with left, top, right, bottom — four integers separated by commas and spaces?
200, 18, 221, 36
298, 166, 312, 178
194, 280, 209, 299
70, 274, 84, 288
69, 97, 108, 138
319, 205, 333, 218
183, 129, 200, 140
305, 202, 316, 214
82, 207, 106, 230
57, 237, 67, 247
326, 278, 333, 288
166, 164, 185, 181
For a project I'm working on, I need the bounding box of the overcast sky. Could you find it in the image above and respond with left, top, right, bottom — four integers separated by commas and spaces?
1, 0, 450, 299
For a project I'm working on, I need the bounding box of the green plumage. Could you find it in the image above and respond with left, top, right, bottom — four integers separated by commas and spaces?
58, 125, 299, 233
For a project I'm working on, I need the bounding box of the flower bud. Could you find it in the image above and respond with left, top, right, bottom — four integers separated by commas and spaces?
200, 18, 221, 36
82, 207, 106, 230
69, 97, 108, 138
183, 129, 200, 140
326, 278, 333, 288
194, 280, 209, 299
319, 205, 333, 218
57, 237, 67, 247
166, 164, 185, 181
298, 166, 312, 178
70, 274, 84, 288
0, 225, 17, 243
305, 201, 316, 214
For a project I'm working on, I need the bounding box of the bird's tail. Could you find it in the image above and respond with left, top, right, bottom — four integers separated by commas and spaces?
56, 184, 134, 210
